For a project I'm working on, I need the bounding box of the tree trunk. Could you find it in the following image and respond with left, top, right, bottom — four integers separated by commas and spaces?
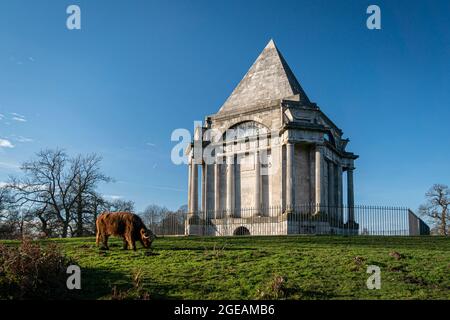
440, 208, 447, 236
75, 195, 83, 237
38, 215, 49, 238
62, 217, 70, 238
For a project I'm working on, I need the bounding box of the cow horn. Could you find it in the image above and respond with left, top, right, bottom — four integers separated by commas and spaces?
143, 234, 150, 239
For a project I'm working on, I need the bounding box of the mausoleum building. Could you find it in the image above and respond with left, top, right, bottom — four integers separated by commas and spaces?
185, 40, 358, 236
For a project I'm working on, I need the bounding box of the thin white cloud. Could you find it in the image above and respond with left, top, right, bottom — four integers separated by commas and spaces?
103, 195, 123, 200
12, 117, 26, 122
0, 139, 14, 148
10, 113, 26, 122
0, 114, 4, 120
119, 181, 185, 193
0, 161, 20, 171
15, 136, 33, 143
28, 57, 35, 62
146, 142, 156, 147
147, 185, 185, 192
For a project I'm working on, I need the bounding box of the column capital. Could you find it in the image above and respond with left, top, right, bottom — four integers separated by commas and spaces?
315, 143, 325, 150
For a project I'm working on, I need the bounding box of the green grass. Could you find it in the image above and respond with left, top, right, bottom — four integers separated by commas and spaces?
2, 236, 450, 300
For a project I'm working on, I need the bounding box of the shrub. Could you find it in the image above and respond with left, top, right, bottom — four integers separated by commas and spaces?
256, 274, 287, 299
110, 268, 150, 300
0, 239, 74, 299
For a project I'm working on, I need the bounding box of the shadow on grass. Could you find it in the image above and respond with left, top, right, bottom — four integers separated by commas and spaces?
72, 267, 127, 300
159, 246, 258, 252
284, 287, 335, 300
73, 267, 181, 300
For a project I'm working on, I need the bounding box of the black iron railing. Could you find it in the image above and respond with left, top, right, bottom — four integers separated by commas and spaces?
147, 204, 430, 237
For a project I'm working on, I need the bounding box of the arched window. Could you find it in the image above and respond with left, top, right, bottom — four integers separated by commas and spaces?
223, 121, 268, 141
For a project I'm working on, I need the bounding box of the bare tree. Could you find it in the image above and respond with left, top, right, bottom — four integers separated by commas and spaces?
31, 204, 55, 238
71, 154, 111, 236
0, 209, 21, 239
140, 204, 169, 232
79, 191, 105, 235
0, 188, 17, 238
177, 204, 188, 214
0, 186, 9, 215
161, 212, 185, 235
419, 184, 449, 236
8, 149, 70, 237
8, 149, 110, 238
101, 199, 135, 213
0, 187, 38, 239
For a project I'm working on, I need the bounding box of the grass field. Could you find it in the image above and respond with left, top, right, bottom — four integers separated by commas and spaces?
3, 236, 450, 300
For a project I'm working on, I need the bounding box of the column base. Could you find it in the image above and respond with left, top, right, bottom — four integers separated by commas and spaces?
343, 221, 359, 235
313, 203, 323, 216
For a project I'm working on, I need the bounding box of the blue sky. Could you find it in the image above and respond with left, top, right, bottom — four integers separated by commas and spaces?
0, 0, 449, 212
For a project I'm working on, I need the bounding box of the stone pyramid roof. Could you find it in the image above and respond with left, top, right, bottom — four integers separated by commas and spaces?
218, 39, 310, 114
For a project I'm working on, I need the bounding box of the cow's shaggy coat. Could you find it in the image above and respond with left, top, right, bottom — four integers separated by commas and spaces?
96, 212, 156, 250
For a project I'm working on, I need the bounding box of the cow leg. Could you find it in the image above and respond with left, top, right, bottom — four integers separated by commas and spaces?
102, 234, 110, 250
124, 234, 134, 251
96, 230, 101, 247
131, 240, 136, 251
122, 237, 128, 250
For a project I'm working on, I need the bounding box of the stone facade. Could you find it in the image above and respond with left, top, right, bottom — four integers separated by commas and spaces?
186, 40, 358, 236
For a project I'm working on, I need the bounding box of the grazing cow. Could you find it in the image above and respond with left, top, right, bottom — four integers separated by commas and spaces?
96, 212, 156, 250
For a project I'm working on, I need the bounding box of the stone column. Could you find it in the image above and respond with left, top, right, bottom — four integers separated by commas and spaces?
226, 155, 234, 217
187, 160, 192, 213
328, 162, 337, 224
255, 150, 261, 216
286, 142, 294, 212
315, 145, 323, 212
328, 162, 335, 207
337, 165, 343, 206
214, 161, 220, 218
189, 162, 199, 214
347, 167, 355, 222
201, 163, 207, 217
337, 164, 343, 222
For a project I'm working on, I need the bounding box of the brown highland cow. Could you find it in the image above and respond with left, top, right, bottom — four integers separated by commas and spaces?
96, 212, 156, 250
